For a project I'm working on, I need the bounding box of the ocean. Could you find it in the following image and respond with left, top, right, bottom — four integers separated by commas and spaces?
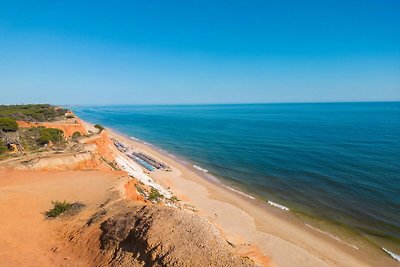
72, 102, 400, 254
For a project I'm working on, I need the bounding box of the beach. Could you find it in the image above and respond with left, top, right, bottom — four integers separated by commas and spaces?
105, 127, 397, 267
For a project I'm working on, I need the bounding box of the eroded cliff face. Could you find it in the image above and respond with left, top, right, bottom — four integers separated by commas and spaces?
0, 128, 118, 171
99, 205, 254, 267
54, 200, 254, 267
16, 119, 87, 138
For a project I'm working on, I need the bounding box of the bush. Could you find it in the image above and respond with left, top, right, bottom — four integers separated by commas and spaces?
38, 127, 64, 145
94, 124, 105, 133
45, 200, 72, 217
66, 115, 75, 119
0, 118, 18, 132
71, 131, 81, 140
169, 196, 180, 203
148, 188, 163, 202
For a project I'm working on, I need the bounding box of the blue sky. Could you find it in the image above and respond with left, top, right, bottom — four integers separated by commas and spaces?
1, 0, 399, 105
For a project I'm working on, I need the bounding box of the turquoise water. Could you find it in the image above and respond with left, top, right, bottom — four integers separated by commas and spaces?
72, 102, 400, 251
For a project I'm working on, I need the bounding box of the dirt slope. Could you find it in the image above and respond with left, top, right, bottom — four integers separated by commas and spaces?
99, 205, 254, 267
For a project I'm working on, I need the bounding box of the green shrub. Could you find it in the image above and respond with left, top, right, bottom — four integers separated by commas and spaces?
71, 131, 81, 140
169, 196, 180, 203
0, 118, 18, 132
38, 127, 64, 145
94, 124, 105, 133
66, 115, 75, 119
45, 200, 72, 217
148, 188, 163, 202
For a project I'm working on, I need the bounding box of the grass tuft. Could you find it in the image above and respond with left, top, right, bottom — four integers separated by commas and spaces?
45, 200, 72, 218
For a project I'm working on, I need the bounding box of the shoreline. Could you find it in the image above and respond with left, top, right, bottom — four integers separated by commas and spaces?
101, 124, 397, 266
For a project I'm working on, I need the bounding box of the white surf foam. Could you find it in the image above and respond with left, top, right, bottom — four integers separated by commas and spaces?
130, 136, 139, 141
193, 165, 208, 173
382, 248, 400, 262
267, 200, 290, 211
223, 185, 256, 200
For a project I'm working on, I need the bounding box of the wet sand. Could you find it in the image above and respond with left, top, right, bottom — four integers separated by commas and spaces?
107, 128, 397, 267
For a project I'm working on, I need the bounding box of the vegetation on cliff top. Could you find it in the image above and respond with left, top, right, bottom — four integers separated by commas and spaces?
72, 131, 82, 141
45, 200, 85, 218
0, 105, 69, 156
45, 200, 72, 217
0, 118, 18, 132
94, 124, 105, 133
0, 104, 68, 122
148, 188, 164, 203
37, 127, 64, 145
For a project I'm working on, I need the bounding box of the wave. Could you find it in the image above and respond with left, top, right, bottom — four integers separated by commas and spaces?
223, 185, 256, 200
130, 136, 139, 141
267, 200, 290, 211
193, 165, 209, 173
382, 248, 400, 262
305, 224, 359, 250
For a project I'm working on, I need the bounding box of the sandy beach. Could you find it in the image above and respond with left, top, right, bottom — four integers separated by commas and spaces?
106, 127, 397, 267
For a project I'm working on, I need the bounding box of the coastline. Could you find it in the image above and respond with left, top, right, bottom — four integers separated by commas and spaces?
100, 123, 397, 266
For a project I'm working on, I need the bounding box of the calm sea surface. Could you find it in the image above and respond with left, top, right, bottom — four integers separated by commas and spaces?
72, 102, 400, 252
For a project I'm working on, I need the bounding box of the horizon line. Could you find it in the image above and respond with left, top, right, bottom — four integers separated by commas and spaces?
2, 100, 399, 107
62, 100, 400, 107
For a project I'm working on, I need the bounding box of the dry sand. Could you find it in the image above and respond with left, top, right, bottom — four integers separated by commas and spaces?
107, 129, 397, 267
0, 169, 120, 267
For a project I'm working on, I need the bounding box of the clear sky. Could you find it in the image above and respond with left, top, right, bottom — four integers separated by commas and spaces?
1, 0, 399, 105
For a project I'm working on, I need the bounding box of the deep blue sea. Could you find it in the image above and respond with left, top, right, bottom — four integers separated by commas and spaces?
72, 102, 400, 252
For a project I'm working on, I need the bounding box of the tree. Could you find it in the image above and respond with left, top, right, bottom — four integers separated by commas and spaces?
94, 124, 105, 133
